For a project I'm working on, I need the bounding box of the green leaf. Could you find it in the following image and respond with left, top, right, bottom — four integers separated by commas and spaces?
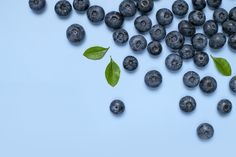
211, 55, 232, 76
83, 46, 109, 60
105, 57, 120, 87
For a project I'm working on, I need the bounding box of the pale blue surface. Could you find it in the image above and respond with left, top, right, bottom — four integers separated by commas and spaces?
0, 0, 236, 157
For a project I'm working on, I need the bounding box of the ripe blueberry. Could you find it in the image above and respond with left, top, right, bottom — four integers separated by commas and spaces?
203, 20, 218, 37
55, 0, 72, 17
191, 33, 208, 51
178, 44, 195, 59
156, 8, 173, 26
197, 123, 214, 140
183, 71, 200, 88
87, 5, 105, 23
229, 7, 236, 21
149, 24, 166, 41
123, 56, 138, 71
110, 100, 125, 115
73, 0, 90, 12
137, 0, 154, 14
179, 96, 196, 113
193, 51, 209, 67
113, 29, 129, 45
165, 54, 183, 71
213, 8, 228, 24
188, 10, 206, 26
178, 20, 196, 37
192, 0, 206, 10
199, 76, 217, 94
29, 0, 46, 11
229, 76, 236, 93
217, 99, 232, 115
144, 70, 162, 88
134, 15, 152, 32
165, 31, 185, 50
66, 24, 85, 43
222, 20, 236, 35
207, 0, 222, 9
172, 0, 189, 17
129, 35, 147, 52
105, 11, 124, 29
147, 41, 162, 56
119, 0, 137, 17
209, 33, 226, 49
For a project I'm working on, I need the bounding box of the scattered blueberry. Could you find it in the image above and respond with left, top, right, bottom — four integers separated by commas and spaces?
137, 0, 154, 14
203, 20, 218, 37
192, 0, 206, 10
213, 8, 228, 24
178, 20, 196, 37
229, 76, 236, 93
165, 54, 183, 71
197, 123, 214, 140
191, 33, 208, 51
134, 15, 152, 32
207, 0, 222, 9
229, 7, 236, 21
188, 10, 206, 26
29, 0, 46, 11
183, 71, 200, 88
113, 29, 129, 45
222, 20, 236, 35
178, 44, 195, 59
179, 96, 196, 113
147, 41, 162, 56
217, 99, 232, 115
123, 56, 138, 71
209, 33, 226, 49
144, 70, 162, 88
228, 33, 236, 50
110, 99, 125, 115
165, 31, 185, 50
193, 51, 209, 67
119, 0, 137, 17
66, 24, 85, 43
156, 8, 174, 26
199, 76, 217, 94
73, 0, 90, 12
55, 0, 72, 17
149, 24, 166, 41
172, 0, 189, 17
105, 11, 124, 29
87, 5, 105, 23
129, 35, 147, 51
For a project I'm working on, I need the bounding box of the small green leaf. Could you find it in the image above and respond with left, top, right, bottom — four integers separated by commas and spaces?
105, 57, 120, 87
211, 55, 232, 76
83, 46, 109, 60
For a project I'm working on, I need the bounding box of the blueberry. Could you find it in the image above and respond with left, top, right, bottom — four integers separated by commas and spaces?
222, 20, 236, 35
66, 24, 85, 43
110, 100, 125, 115
207, 0, 222, 8
179, 96, 196, 113
113, 29, 129, 45
209, 33, 226, 49
134, 15, 152, 32
137, 0, 154, 14
165, 31, 185, 50
129, 35, 147, 51
217, 99, 232, 114
228, 33, 236, 50
191, 33, 208, 51
213, 8, 228, 24
199, 76, 217, 94
87, 5, 105, 23
178, 44, 195, 59
73, 0, 89, 12
178, 20, 196, 37
55, 0, 72, 17
156, 8, 173, 26
229, 76, 236, 93
183, 71, 200, 88
193, 51, 209, 67
149, 24, 166, 41
123, 56, 138, 71
29, 0, 46, 11
165, 54, 183, 71
229, 7, 236, 21
147, 41, 162, 56
172, 0, 189, 17
144, 70, 162, 88
192, 0, 206, 10
105, 11, 124, 29
119, 0, 137, 17
188, 10, 206, 26
203, 20, 218, 37
197, 123, 214, 140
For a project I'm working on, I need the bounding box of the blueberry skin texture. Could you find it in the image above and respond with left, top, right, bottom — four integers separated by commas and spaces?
217, 99, 232, 115
165, 31, 185, 50
191, 33, 208, 51
134, 15, 152, 32
178, 20, 196, 37
192, 0, 206, 10
113, 29, 129, 45
129, 35, 147, 52
123, 56, 138, 71
222, 20, 236, 36
137, 0, 154, 14
105, 11, 124, 29
229, 7, 236, 21
29, 0, 46, 11
178, 44, 195, 59
188, 10, 206, 26
55, 0, 72, 17
87, 5, 105, 23
183, 71, 200, 88
110, 100, 125, 115
165, 54, 183, 71
119, 0, 137, 17
228, 33, 236, 50
229, 76, 236, 93
199, 76, 217, 94
144, 70, 162, 88
73, 0, 90, 12
149, 24, 166, 41
179, 96, 196, 113
172, 0, 189, 17
66, 24, 85, 43
203, 20, 218, 37
147, 41, 162, 56
193, 52, 209, 67
156, 8, 173, 26
207, 0, 222, 9
197, 123, 214, 140
209, 33, 226, 49
213, 8, 228, 24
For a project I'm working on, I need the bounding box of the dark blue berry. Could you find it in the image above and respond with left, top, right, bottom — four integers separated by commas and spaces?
209, 33, 226, 49
134, 15, 152, 32
165, 54, 183, 71
66, 24, 85, 43
172, 0, 189, 17
178, 20, 196, 37
191, 33, 208, 51
228, 33, 236, 50
188, 10, 206, 26
213, 8, 228, 24
199, 76, 217, 94
229, 7, 236, 21
147, 41, 162, 56
156, 8, 173, 26
207, 0, 222, 8
55, 0, 72, 17
179, 96, 196, 113
183, 71, 200, 88
144, 70, 162, 88
197, 123, 214, 140
87, 5, 105, 23
229, 76, 236, 93
129, 35, 147, 51
165, 31, 185, 50
222, 20, 236, 35
149, 24, 166, 41
73, 0, 90, 12
119, 0, 137, 17
113, 29, 129, 44
193, 51, 209, 67
110, 100, 125, 115
29, 0, 46, 11
123, 56, 138, 71
105, 11, 124, 29
192, 0, 206, 10
178, 44, 195, 59
203, 20, 218, 37
137, 0, 154, 14
217, 99, 232, 114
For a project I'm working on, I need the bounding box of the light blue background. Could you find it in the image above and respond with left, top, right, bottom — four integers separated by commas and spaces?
0, 0, 236, 156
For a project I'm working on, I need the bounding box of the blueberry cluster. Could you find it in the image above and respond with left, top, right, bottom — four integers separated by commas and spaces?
29, 0, 236, 140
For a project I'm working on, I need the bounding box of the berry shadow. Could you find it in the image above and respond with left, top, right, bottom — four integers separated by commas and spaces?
145, 82, 163, 91
57, 12, 73, 20
30, 3, 47, 15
